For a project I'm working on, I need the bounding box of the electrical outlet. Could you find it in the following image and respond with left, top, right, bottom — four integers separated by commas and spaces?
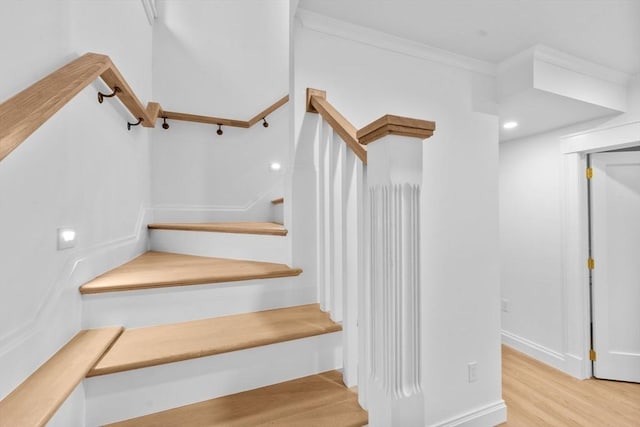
501, 298, 510, 313
468, 362, 478, 383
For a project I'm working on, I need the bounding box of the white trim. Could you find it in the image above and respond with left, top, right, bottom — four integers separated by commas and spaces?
141, 0, 157, 26
0, 206, 151, 355
534, 45, 630, 86
429, 400, 507, 427
501, 330, 566, 372
561, 120, 640, 154
296, 9, 496, 76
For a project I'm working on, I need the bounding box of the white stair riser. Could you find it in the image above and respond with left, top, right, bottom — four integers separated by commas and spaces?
84, 332, 343, 426
149, 229, 290, 264
82, 277, 315, 329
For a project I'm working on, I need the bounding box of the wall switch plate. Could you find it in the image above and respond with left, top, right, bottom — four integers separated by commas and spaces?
501, 298, 510, 313
468, 362, 478, 383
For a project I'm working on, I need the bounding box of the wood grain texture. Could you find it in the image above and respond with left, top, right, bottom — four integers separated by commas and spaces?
105, 370, 366, 427
79, 251, 302, 294
148, 221, 287, 236
306, 88, 326, 113
247, 95, 289, 126
309, 95, 367, 164
271, 197, 284, 205
161, 95, 289, 129
0, 327, 123, 427
98, 59, 153, 127
88, 304, 341, 377
0, 53, 111, 161
145, 101, 161, 124
357, 114, 436, 145
501, 345, 640, 426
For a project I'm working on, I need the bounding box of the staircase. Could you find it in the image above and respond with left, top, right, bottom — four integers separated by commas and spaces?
81, 218, 367, 425
0, 218, 367, 426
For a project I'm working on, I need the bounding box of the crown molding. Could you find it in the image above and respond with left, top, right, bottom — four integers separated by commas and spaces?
296, 8, 496, 77
533, 44, 630, 86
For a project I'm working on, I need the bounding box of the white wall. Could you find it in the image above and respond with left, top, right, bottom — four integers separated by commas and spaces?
0, 3, 152, 423
293, 17, 503, 426
499, 118, 609, 375
150, 0, 290, 222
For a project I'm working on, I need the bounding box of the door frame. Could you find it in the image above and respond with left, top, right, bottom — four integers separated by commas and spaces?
560, 120, 640, 379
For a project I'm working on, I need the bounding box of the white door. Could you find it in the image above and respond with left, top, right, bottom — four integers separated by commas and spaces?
591, 152, 640, 382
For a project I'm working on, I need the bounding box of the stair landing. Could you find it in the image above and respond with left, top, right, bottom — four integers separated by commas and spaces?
105, 370, 367, 427
79, 251, 302, 294
148, 221, 287, 236
87, 304, 340, 376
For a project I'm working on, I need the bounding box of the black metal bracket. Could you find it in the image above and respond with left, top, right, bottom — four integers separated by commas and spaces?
162, 117, 170, 130
98, 86, 121, 104
262, 117, 269, 128
127, 117, 143, 131
216, 124, 223, 135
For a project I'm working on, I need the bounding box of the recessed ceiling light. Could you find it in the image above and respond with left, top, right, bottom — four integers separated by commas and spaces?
503, 121, 518, 129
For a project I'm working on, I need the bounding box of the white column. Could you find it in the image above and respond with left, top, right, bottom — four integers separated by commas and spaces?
366, 135, 424, 427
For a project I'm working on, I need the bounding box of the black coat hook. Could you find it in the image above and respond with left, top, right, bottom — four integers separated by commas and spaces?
262, 117, 269, 128
127, 117, 143, 131
162, 117, 170, 129
217, 124, 223, 136
98, 86, 121, 104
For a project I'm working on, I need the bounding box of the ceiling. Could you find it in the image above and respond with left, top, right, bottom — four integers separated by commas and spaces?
299, 0, 640, 74
299, 0, 639, 141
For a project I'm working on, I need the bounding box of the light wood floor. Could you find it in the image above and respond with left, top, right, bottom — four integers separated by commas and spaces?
147, 221, 288, 236
502, 345, 640, 426
79, 251, 302, 294
88, 304, 341, 377
105, 370, 367, 427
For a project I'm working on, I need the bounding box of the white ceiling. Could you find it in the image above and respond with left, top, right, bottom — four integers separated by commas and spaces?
299, 0, 639, 141
299, 0, 640, 74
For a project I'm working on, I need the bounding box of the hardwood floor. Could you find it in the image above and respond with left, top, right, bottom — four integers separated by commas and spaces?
88, 304, 340, 377
79, 251, 302, 294
105, 371, 367, 426
502, 345, 640, 426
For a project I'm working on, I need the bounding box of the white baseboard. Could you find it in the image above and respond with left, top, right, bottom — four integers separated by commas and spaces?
429, 400, 507, 427
501, 330, 566, 372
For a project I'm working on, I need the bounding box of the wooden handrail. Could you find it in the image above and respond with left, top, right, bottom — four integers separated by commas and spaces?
305, 88, 436, 165
0, 53, 155, 162
0, 52, 289, 162
159, 95, 289, 129
158, 95, 289, 129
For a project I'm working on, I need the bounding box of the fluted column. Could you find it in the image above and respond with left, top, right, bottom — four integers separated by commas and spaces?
359, 115, 435, 427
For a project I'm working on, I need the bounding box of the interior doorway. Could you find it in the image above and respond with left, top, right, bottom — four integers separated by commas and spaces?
589, 151, 640, 383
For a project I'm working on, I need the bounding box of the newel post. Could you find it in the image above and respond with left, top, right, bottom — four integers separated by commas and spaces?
358, 115, 435, 427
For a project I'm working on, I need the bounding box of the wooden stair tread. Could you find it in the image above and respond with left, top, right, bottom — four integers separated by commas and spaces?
88, 304, 341, 376
104, 370, 366, 426
0, 327, 123, 427
79, 251, 302, 294
271, 197, 284, 205
147, 221, 287, 236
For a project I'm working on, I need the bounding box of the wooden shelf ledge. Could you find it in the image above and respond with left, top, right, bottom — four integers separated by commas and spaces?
79, 251, 302, 295
148, 221, 287, 236
88, 304, 341, 377
0, 327, 123, 427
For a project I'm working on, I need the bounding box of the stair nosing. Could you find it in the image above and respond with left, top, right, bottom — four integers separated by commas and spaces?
147, 222, 288, 236
86, 304, 341, 377
79, 251, 303, 295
